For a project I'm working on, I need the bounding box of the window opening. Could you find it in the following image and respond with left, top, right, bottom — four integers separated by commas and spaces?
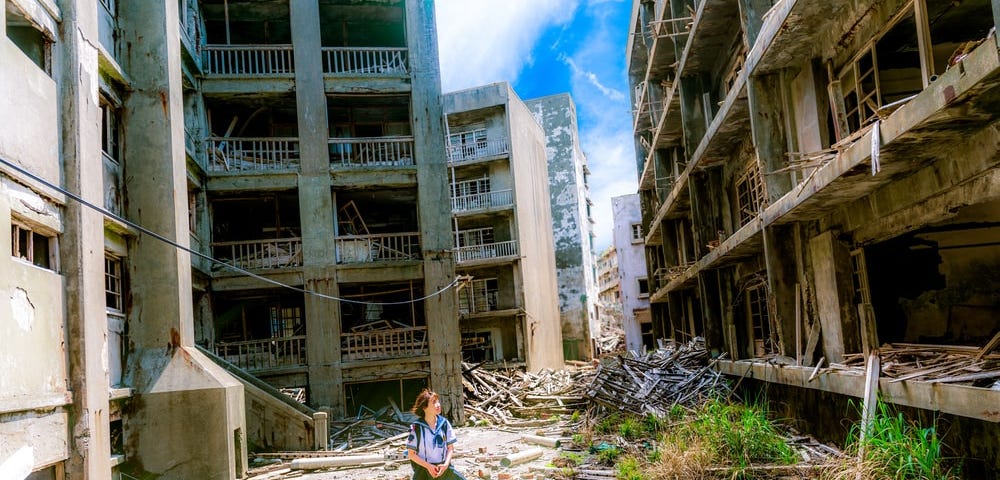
105, 254, 125, 311
456, 227, 494, 247
452, 177, 491, 197
735, 158, 767, 226
461, 330, 497, 362
637, 278, 650, 298
269, 305, 303, 338
449, 129, 488, 158
631, 223, 643, 242
11, 223, 53, 269
458, 278, 498, 314
745, 279, 776, 356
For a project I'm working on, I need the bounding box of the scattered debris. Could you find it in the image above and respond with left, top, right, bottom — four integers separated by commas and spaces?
832, 342, 1000, 386
585, 337, 733, 417
462, 362, 594, 426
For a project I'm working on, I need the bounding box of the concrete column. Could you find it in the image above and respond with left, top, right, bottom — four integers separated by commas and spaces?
737, 0, 774, 47
59, 1, 112, 477
678, 75, 707, 156
763, 225, 799, 358
748, 74, 793, 201
697, 270, 725, 356
808, 231, 861, 363
289, 0, 342, 414
119, 1, 245, 477
405, 0, 462, 421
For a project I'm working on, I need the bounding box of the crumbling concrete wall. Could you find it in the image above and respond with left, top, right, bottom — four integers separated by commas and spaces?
526, 94, 599, 361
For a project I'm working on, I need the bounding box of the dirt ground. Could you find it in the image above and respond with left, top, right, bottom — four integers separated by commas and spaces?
258, 423, 575, 480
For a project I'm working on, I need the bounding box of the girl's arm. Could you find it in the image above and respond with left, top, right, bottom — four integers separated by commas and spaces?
442, 443, 454, 469
408, 448, 438, 473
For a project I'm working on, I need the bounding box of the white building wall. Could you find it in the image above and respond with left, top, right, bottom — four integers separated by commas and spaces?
612, 194, 650, 353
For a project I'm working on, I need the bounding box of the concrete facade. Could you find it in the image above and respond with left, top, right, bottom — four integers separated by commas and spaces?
611, 194, 652, 353
1, 0, 458, 477
629, 0, 1000, 472
443, 82, 564, 372
525, 95, 600, 361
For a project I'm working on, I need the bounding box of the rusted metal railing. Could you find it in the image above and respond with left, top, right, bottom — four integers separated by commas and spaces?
203, 45, 294, 76
321, 47, 408, 75
341, 326, 427, 361
328, 137, 415, 167
212, 238, 303, 270
455, 240, 518, 263
451, 189, 514, 213
335, 233, 421, 263
215, 335, 307, 372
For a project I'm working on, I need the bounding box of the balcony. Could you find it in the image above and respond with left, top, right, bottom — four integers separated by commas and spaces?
336, 233, 420, 264
455, 240, 518, 264
341, 326, 428, 362
206, 137, 300, 172
212, 237, 303, 270
202, 45, 295, 77
329, 137, 415, 167
447, 137, 509, 164
322, 47, 408, 76
451, 189, 514, 213
215, 335, 307, 373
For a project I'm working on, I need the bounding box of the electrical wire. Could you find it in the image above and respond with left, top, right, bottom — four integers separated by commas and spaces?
0, 156, 460, 305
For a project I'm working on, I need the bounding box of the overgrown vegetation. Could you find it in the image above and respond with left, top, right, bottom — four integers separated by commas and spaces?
821, 400, 960, 480
575, 398, 800, 479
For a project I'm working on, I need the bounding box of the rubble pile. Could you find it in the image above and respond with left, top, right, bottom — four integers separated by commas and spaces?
585, 337, 733, 417
327, 401, 417, 451
462, 362, 596, 426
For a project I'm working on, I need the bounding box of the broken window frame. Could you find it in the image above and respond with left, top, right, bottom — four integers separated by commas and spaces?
745, 278, 776, 357
449, 128, 488, 158
735, 157, 767, 226
850, 248, 873, 306
456, 227, 494, 248
631, 223, 643, 243
269, 304, 303, 338
105, 254, 126, 312
451, 176, 491, 197
458, 277, 499, 314
11, 221, 56, 270
637, 277, 650, 298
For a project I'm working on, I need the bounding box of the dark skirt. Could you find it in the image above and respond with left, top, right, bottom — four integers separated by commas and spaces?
410, 461, 468, 480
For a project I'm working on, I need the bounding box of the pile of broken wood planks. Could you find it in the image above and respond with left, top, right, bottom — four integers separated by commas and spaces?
463, 362, 596, 426
326, 398, 417, 451
584, 337, 733, 417
834, 341, 1000, 386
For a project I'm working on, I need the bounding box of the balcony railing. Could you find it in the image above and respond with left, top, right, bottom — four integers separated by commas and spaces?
341, 326, 427, 362
451, 189, 514, 213
206, 137, 300, 172
321, 47, 409, 76
212, 238, 303, 270
203, 45, 294, 76
215, 335, 307, 372
336, 233, 421, 264
455, 240, 518, 263
329, 137, 415, 167
447, 137, 509, 163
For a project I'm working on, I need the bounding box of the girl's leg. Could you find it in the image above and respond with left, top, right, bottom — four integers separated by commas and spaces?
443, 465, 468, 480
410, 461, 434, 480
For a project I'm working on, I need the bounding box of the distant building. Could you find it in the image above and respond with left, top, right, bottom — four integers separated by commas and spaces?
611, 194, 652, 353
443, 82, 564, 371
526, 94, 600, 361
596, 246, 625, 353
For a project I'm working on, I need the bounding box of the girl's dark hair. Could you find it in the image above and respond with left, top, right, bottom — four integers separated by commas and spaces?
411, 389, 439, 415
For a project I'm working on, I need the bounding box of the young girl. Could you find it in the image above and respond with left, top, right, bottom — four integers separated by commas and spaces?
406, 389, 467, 480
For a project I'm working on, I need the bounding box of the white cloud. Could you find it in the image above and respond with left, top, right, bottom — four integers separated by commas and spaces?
434, 0, 578, 92
559, 54, 626, 102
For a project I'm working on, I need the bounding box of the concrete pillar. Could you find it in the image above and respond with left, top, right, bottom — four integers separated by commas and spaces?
289, 0, 343, 414
58, 1, 112, 477
678, 75, 708, 156
118, 1, 245, 477
748, 73, 793, 201
762, 225, 798, 358
405, 0, 461, 421
808, 231, 861, 363
737, 0, 774, 47
697, 270, 725, 356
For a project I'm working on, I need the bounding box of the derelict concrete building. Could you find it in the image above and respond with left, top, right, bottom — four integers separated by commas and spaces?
444, 82, 564, 372
628, 0, 1000, 472
526, 95, 601, 361
611, 193, 653, 353
2, 0, 459, 477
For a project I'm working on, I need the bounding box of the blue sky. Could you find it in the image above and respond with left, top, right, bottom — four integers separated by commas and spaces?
435, 0, 638, 251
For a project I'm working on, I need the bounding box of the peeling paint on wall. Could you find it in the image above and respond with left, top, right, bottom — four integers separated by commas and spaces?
11, 288, 34, 333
